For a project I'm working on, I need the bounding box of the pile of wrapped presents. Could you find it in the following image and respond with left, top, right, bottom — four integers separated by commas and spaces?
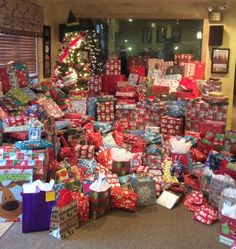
0, 57, 236, 246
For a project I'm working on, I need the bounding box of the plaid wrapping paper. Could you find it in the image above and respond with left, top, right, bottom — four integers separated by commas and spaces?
160, 116, 184, 136
78, 159, 97, 174
89, 188, 111, 219
97, 101, 115, 122
101, 143, 120, 150
6, 86, 31, 105
105, 173, 120, 188
71, 192, 89, 222
0, 96, 18, 112
50, 201, 79, 240
22, 87, 38, 100
127, 130, 145, 138
110, 186, 138, 211
112, 160, 131, 176
53, 183, 66, 200
74, 145, 95, 159
55, 120, 71, 130
88, 75, 102, 94
132, 177, 157, 206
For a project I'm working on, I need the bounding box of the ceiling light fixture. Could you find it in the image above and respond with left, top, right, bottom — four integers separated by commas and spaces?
208, 0, 230, 21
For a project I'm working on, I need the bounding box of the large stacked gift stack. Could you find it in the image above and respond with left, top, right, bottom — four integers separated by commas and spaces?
1, 52, 236, 247
105, 59, 121, 76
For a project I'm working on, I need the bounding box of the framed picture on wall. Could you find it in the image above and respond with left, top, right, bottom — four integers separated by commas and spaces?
142, 27, 152, 44
211, 48, 230, 74
156, 26, 167, 43
171, 26, 182, 43
43, 25, 51, 78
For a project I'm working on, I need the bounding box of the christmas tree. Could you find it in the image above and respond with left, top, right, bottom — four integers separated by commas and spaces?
85, 29, 103, 75
78, 19, 103, 75
53, 11, 90, 90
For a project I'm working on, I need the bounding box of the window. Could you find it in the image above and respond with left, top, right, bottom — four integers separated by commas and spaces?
0, 33, 38, 76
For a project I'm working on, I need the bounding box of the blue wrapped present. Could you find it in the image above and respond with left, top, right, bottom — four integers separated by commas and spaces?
94, 121, 113, 134
146, 144, 163, 155
167, 101, 186, 117
55, 120, 71, 130
78, 159, 97, 174
87, 97, 98, 118
22, 87, 38, 100
53, 182, 66, 200
127, 130, 145, 138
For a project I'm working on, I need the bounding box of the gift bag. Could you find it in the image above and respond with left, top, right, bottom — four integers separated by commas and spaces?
0, 167, 33, 222
89, 172, 111, 219
22, 180, 56, 233
219, 187, 236, 217
132, 176, 156, 206
209, 174, 235, 208
50, 190, 79, 240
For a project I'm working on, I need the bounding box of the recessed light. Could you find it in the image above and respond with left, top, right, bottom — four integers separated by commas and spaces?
128, 19, 133, 22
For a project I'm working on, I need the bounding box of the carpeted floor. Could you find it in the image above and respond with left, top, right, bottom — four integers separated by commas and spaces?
0, 204, 228, 249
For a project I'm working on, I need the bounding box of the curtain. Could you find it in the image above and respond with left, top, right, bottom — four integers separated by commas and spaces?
0, 0, 43, 37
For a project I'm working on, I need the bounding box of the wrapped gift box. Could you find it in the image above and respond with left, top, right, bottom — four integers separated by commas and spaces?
6, 87, 31, 106
88, 75, 102, 94
7, 63, 29, 88
220, 215, 236, 246
97, 101, 115, 122
105, 59, 121, 75
160, 116, 184, 136
74, 145, 95, 159
0, 67, 11, 94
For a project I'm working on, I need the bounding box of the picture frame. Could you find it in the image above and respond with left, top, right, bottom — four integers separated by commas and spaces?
171, 26, 182, 43
156, 26, 167, 43
142, 27, 152, 44
211, 48, 230, 74
43, 25, 51, 78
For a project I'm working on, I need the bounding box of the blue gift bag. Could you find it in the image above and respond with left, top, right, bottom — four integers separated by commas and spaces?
22, 191, 55, 233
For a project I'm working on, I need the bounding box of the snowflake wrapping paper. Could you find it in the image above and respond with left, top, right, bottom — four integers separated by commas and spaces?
132, 177, 157, 206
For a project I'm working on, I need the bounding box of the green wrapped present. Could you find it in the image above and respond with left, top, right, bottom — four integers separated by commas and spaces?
6, 87, 31, 105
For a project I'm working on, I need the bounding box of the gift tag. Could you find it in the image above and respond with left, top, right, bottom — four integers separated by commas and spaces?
45, 191, 56, 202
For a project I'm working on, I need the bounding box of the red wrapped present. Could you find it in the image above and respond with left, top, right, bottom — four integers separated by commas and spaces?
96, 101, 115, 122
136, 165, 150, 177
111, 186, 138, 211
105, 59, 121, 75
105, 173, 120, 188
193, 204, 218, 225
101, 75, 126, 94
198, 120, 225, 136
160, 116, 184, 136
88, 75, 102, 94
74, 145, 95, 159
70, 191, 89, 222
96, 149, 112, 170
0, 67, 11, 94
3, 115, 30, 127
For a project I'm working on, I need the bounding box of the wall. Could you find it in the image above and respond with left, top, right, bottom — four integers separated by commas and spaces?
204, 3, 236, 129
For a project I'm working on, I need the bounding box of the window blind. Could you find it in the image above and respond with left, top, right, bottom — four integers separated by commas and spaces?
0, 33, 37, 75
